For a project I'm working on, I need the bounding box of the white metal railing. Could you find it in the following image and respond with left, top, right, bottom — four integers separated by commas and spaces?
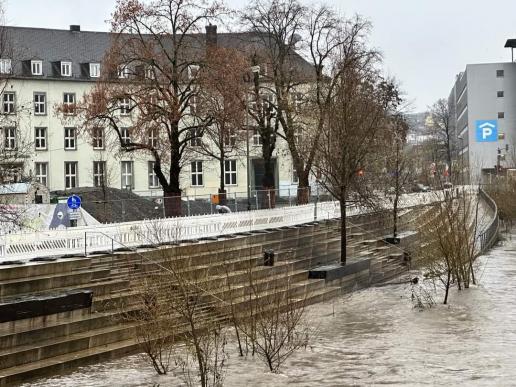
0, 191, 440, 261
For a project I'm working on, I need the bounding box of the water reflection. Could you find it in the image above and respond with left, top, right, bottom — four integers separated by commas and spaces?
25, 235, 516, 386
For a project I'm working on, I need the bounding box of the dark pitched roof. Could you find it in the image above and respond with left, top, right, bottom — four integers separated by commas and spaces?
2, 26, 313, 81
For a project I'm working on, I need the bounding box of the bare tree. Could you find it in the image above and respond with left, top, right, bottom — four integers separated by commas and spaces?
194, 46, 249, 205
59, 0, 225, 217
315, 29, 401, 264
429, 98, 453, 180
418, 188, 481, 304
384, 114, 412, 240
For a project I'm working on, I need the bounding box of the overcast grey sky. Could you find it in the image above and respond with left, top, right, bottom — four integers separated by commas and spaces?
5, 0, 516, 111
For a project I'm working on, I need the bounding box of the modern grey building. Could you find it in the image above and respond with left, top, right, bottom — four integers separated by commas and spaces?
449, 42, 516, 183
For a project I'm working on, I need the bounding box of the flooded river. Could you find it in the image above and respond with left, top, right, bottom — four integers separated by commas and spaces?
26, 232, 516, 387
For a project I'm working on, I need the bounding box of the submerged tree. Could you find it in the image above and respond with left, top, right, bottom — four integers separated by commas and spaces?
418, 187, 481, 304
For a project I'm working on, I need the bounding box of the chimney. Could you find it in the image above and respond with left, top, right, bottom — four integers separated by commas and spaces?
205, 24, 217, 48
70, 25, 81, 32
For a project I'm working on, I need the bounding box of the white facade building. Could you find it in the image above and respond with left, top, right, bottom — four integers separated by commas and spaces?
0, 25, 306, 199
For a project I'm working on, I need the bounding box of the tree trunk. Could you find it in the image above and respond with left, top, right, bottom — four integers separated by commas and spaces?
219, 156, 227, 205
163, 189, 182, 218
443, 269, 451, 305
261, 157, 276, 209
392, 192, 399, 239
297, 171, 310, 205
340, 199, 347, 265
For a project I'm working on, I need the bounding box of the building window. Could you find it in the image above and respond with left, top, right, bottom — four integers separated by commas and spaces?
188, 65, 199, 80
252, 128, 262, 146
64, 127, 77, 150
224, 159, 237, 186
92, 127, 104, 149
64, 162, 78, 189
35, 162, 48, 186
63, 93, 76, 114
0, 59, 11, 74
498, 112, 505, 119
223, 130, 237, 147
4, 127, 16, 149
145, 66, 155, 80
119, 98, 131, 115
191, 161, 203, 186
121, 127, 131, 145
189, 128, 202, 147
34, 92, 46, 115
61, 61, 72, 77
3, 92, 15, 114
89, 63, 100, 78
497, 91, 504, 98
31, 60, 42, 75
496, 70, 504, 78
93, 161, 106, 187
148, 161, 159, 188
35, 127, 47, 150
292, 166, 299, 184
148, 128, 158, 148
294, 92, 303, 112
118, 65, 129, 79
121, 161, 134, 189
189, 95, 200, 115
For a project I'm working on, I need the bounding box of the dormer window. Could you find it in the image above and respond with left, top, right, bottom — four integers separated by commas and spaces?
118, 65, 129, 79
145, 66, 155, 80
61, 61, 72, 77
31, 60, 42, 76
0, 59, 11, 74
89, 63, 100, 78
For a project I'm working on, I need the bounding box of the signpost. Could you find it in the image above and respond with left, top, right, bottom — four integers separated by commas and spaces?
66, 195, 82, 227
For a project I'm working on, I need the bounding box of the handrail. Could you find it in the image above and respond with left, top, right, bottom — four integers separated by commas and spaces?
478, 187, 499, 253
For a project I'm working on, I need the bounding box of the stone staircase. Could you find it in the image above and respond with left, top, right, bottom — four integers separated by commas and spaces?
0, 207, 434, 385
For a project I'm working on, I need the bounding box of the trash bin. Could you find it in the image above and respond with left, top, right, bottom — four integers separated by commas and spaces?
264, 249, 275, 266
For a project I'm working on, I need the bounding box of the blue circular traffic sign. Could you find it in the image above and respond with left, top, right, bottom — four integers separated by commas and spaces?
67, 195, 82, 210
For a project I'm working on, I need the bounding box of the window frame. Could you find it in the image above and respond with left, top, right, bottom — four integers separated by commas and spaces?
61, 61, 72, 77
0, 59, 11, 74
292, 166, 299, 184
4, 127, 16, 150
34, 92, 46, 115
498, 112, 505, 119
35, 127, 47, 150
189, 128, 202, 147
64, 161, 78, 189
92, 127, 105, 150
148, 128, 158, 148
191, 161, 203, 187
3, 92, 15, 114
63, 92, 76, 115
148, 161, 160, 189
118, 65, 130, 79
496, 69, 504, 78
120, 127, 131, 146
497, 91, 504, 98
89, 63, 100, 78
93, 161, 106, 187
35, 162, 48, 186
252, 128, 262, 146
224, 159, 237, 186
120, 160, 134, 190
64, 127, 77, 150
119, 98, 131, 116
31, 60, 43, 76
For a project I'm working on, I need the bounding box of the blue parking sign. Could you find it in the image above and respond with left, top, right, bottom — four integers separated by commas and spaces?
476, 120, 498, 142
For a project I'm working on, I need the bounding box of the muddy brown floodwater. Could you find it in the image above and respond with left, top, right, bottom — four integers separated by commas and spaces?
25, 232, 516, 387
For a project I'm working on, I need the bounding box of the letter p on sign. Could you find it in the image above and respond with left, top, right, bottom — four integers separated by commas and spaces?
476, 120, 498, 142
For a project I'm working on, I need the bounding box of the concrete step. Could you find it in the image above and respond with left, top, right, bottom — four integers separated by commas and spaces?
0, 258, 91, 282
0, 268, 113, 298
